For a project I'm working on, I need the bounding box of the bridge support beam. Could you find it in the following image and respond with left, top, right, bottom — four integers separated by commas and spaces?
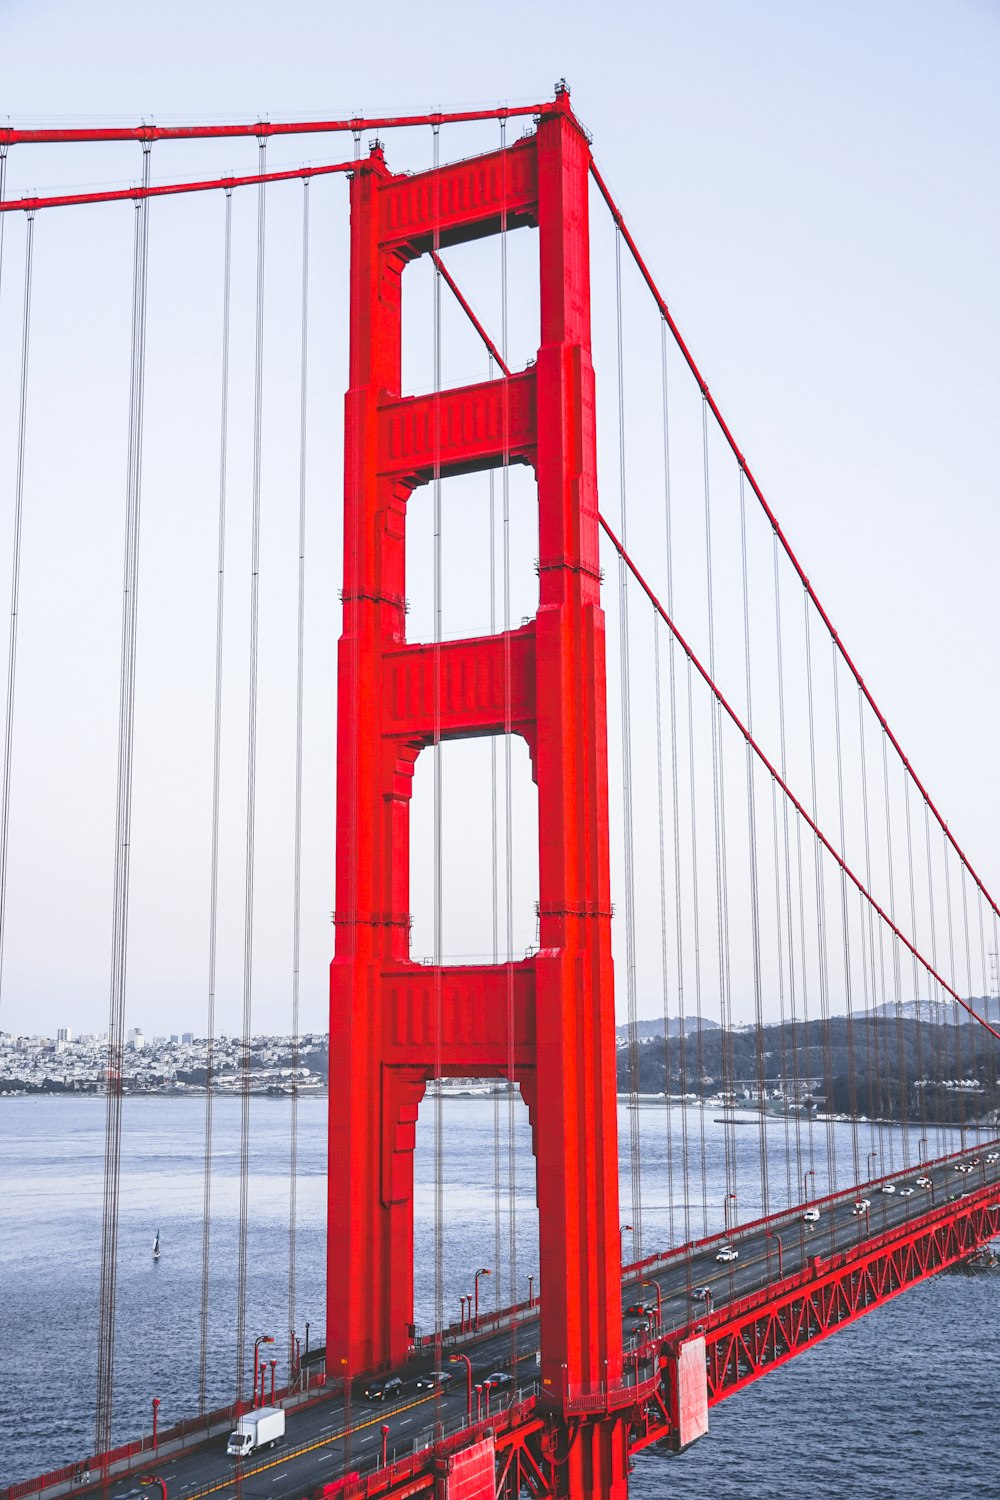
328, 86, 627, 1496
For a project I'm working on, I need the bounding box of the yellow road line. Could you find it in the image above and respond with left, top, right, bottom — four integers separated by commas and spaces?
182, 1392, 439, 1500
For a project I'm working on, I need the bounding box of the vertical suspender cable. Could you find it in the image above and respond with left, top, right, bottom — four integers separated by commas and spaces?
831, 653, 861, 1183
942, 832, 966, 1149
0, 208, 34, 1017
903, 775, 929, 1157
614, 225, 642, 1253
198, 186, 233, 1414
773, 531, 809, 1186
922, 801, 946, 1159
97, 141, 151, 1462
288, 176, 310, 1381
235, 136, 267, 1428
652, 611, 675, 1246
500, 114, 518, 1341
703, 399, 734, 1221
489, 368, 502, 1312
856, 691, 887, 1173
431, 120, 445, 1360
803, 594, 837, 1191
738, 472, 770, 1219
658, 321, 682, 1246
881, 728, 910, 1168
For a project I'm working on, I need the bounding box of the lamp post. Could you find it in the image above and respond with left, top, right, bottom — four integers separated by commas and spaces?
640, 1280, 662, 1329
918, 1136, 928, 1163
474, 1384, 483, 1420
619, 1224, 633, 1261
268, 1358, 277, 1405
151, 1398, 160, 1450
459, 1295, 468, 1331
765, 1229, 784, 1279
527, 1274, 534, 1308
867, 1151, 878, 1182
449, 1353, 473, 1418
483, 1379, 493, 1416
803, 1168, 816, 1203
724, 1193, 737, 1233
381, 1424, 390, 1466
253, 1335, 275, 1409
474, 1268, 491, 1330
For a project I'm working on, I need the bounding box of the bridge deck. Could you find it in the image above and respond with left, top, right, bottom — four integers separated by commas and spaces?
8, 1139, 999, 1500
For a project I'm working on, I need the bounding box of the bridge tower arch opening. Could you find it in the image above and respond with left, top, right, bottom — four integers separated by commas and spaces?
328, 89, 628, 1494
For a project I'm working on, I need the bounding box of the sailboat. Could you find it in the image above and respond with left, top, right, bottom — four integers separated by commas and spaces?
152, 1229, 160, 1263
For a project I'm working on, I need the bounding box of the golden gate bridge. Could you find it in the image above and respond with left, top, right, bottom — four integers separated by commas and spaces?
1, 83, 998, 1500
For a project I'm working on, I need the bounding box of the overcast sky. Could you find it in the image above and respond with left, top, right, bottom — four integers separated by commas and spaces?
0, 0, 997, 1041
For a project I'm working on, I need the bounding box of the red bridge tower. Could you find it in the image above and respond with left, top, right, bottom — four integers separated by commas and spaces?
328, 89, 628, 1496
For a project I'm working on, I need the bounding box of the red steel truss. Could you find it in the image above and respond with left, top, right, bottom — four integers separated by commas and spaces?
328, 86, 628, 1498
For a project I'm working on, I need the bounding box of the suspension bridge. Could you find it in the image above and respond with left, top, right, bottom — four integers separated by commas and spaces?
1, 84, 998, 1500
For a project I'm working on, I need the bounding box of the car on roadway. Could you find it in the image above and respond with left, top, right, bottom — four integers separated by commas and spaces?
899, 1187, 915, 1197
852, 1199, 871, 1216
690, 1286, 713, 1300
483, 1371, 512, 1390
880, 1184, 896, 1194
715, 1245, 738, 1263
414, 1370, 453, 1391
916, 1176, 933, 1189
802, 1208, 821, 1223
957, 1164, 974, 1175
986, 1152, 999, 1164
625, 1301, 655, 1318
363, 1375, 403, 1402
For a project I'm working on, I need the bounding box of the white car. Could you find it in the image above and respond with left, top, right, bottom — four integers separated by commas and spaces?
802, 1208, 820, 1223
880, 1184, 896, 1195
898, 1187, 915, 1198
715, 1245, 739, 1263
852, 1199, 871, 1216
916, 1176, 933, 1189
986, 1152, 998, 1164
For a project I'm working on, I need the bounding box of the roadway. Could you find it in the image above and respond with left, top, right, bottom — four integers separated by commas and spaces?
106, 1136, 1000, 1500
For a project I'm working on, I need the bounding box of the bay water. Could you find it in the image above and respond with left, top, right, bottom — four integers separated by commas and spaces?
0, 1095, 995, 1496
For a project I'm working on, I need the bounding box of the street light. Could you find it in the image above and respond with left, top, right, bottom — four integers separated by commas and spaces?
449, 1353, 473, 1417
268, 1358, 277, 1406
918, 1136, 928, 1163
867, 1151, 879, 1182
380, 1424, 390, 1466
474, 1383, 483, 1420
724, 1193, 737, 1233
459, 1294, 468, 1331
474, 1268, 491, 1330
640, 1280, 662, 1329
765, 1229, 784, 1279
151, 1398, 160, 1450
527, 1274, 534, 1308
253, 1336, 275, 1409
620, 1224, 634, 1261
803, 1168, 816, 1203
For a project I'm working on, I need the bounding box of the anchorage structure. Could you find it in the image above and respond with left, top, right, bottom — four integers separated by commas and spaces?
328, 92, 629, 1492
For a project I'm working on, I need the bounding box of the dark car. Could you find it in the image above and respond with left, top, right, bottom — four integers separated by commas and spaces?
363, 1375, 403, 1401
414, 1369, 453, 1391
625, 1301, 654, 1318
483, 1370, 512, 1389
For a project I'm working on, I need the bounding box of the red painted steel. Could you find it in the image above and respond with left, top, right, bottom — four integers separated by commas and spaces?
0, 161, 358, 214
0, 104, 543, 148
327, 87, 628, 1498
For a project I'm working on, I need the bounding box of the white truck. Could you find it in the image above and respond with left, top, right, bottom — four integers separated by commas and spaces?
226, 1406, 285, 1457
